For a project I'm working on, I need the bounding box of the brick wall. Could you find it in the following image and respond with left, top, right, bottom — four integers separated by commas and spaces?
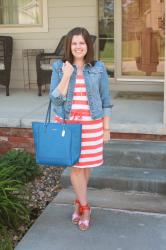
0, 127, 34, 155
0, 127, 166, 156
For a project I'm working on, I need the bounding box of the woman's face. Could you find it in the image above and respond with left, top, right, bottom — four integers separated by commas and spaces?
71, 35, 87, 61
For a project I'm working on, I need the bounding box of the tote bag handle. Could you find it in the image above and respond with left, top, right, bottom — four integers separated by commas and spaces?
45, 100, 66, 124
45, 100, 51, 124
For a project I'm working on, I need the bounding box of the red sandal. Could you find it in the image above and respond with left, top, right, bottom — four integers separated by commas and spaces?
78, 204, 91, 231
72, 199, 81, 225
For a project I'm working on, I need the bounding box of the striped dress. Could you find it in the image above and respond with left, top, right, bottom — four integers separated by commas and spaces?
55, 75, 104, 168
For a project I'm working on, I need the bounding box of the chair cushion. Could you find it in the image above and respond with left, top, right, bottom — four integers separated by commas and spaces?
0, 63, 5, 70
40, 63, 52, 70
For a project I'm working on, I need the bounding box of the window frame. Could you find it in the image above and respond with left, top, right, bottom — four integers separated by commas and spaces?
0, 0, 48, 33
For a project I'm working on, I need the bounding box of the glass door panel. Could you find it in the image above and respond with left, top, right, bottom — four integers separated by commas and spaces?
98, 0, 114, 77
122, 0, 165, 77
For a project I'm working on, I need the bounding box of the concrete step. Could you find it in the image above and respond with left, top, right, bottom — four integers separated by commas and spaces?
61, 165, 166, 194
104, 140, 166, 169
15, 188, 166, 250
55, 187, 166, 214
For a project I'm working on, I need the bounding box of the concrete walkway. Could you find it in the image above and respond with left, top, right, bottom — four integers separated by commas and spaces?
0, 88, 166, 134
15, 188, 166, 250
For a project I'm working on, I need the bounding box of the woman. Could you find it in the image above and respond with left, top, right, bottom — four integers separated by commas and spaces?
50, 27, 112, 231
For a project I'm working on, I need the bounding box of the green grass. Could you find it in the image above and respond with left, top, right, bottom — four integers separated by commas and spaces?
122, 40, 164, 58
99, 39, 164, 61
100, 40, 114, 59
122, 71, 164, 77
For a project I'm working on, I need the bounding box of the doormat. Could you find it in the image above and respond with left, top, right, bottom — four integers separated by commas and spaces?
114, 91, 164, 100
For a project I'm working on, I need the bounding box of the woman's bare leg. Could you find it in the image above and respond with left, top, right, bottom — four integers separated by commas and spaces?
70, 167, 91, 229
84, 168, 91, 185
70, 167, 88, 206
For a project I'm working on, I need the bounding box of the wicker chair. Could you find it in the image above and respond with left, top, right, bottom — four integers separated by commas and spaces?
36, 35, 96, 96
0, 36, 13, 96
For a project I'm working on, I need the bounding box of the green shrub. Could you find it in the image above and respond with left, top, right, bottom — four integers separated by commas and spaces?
0, 149, 41, 230
0, 179, 29, 229
0, 149, 42, 248
0, 225, 13, 250
0, 150, 41, 183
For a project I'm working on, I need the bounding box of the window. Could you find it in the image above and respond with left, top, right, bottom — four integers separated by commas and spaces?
0, 0, 48, 33
122, 0, 165, 77
98, 0, 114, 77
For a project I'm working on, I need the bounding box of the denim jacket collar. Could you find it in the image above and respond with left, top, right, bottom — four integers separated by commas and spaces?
72, 62, 92, 70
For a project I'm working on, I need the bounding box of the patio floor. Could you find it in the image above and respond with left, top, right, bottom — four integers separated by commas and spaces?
0, 88, 166, 135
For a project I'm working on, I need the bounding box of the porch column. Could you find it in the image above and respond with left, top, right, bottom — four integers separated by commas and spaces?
164, 1, 166, 124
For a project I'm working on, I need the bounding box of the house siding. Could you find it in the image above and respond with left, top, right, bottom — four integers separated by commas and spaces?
0, 0, 97, 89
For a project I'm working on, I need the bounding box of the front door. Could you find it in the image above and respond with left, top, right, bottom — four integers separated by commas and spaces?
121, 0, 165, 78
98, 0, 165, 88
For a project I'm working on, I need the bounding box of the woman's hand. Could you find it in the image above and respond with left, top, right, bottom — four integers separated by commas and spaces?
56, 61, 74, 96
62, 61, 74, 78
103, 116, 111, 144
103, 130, 110, 144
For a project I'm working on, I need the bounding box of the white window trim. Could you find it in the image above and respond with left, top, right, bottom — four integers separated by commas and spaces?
0, 0, 48, 33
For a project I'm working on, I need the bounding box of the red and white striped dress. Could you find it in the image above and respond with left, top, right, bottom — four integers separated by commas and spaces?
55, 75, 104, 168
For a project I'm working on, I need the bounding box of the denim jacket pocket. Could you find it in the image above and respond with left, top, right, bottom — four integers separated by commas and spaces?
88, 67, 103, 84
89, 67, 103, 74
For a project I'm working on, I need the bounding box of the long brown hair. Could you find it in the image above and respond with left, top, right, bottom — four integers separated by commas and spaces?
63, 27, 95, 65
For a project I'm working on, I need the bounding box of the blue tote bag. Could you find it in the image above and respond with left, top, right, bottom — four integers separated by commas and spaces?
32, 101, 82, 167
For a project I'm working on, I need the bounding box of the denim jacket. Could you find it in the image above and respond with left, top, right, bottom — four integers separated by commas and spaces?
49, 59, 112, 119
